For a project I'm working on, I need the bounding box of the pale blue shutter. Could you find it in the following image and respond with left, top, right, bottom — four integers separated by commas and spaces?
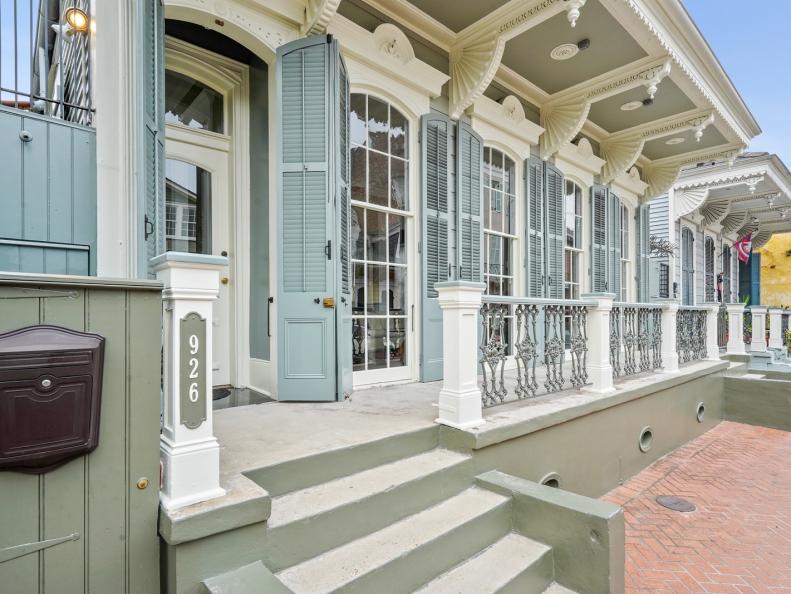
591, 185, 608, 292
681, 227, 694, 305
525, 156, 544, 297
142, 0, 165, 277
704, 236, 715, 302
457, 122, 483, 282
421, 113, 451, 381
545, 163, 565, 299
277, 36, 341, 401
637, 203, 651, 301
609, 193, 622, 300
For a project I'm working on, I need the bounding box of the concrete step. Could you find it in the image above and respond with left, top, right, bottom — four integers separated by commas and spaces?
413, 532, 553, 594
264, 449, 473, 571
245, 426, 437, 497
542, 583, 579, 594
276, 487, 511, 594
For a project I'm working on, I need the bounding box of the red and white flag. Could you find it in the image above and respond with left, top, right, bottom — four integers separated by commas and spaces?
734, 232, 752, 263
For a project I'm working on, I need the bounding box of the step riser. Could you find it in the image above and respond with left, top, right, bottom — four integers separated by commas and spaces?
499, 547, 555, 594
264, 458, 475, 571
245, 427, 438, 496
336, 500, 512, 594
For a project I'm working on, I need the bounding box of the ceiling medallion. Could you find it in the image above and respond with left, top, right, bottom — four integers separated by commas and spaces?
550, 43, 579, 61
665, 137, 686, 145
620, 101, 643, 112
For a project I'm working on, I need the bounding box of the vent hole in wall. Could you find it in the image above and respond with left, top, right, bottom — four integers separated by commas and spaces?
696, 402, 705, 423
639, 427, 653, 452
540, 472, 561, 488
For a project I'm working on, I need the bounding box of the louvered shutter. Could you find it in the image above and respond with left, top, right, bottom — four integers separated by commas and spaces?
681, 227, 694, 305
591, 185, 608, 292
277, 36, 343, 401
545, 163, 565, 299
637, 203, 651, 301
457, 122, 483, 282
695, 229, 704, 304
420, 113, 451, 381
525, 156, 544, 297
609, 193, 622, 300
704, 236, 715, 302
142, 0, 165, 277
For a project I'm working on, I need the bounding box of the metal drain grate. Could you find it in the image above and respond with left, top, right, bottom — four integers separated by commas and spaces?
656, 495, 696, 512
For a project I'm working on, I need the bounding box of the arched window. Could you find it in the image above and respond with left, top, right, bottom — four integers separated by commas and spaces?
564, 181, 582, 299
483, 148, 516, 296
349, 94, 410, 376
704, 236, 715, 302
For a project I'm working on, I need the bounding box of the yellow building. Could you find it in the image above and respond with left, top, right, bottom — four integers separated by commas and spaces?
758, 232, 791, 307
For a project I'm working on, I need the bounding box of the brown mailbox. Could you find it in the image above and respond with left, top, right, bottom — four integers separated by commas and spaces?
0, 325, 105, 473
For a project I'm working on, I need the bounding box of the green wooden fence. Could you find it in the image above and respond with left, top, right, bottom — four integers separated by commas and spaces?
0, 273, 161, 594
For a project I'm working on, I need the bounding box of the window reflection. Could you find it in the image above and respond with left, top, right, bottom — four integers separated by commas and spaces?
165, 159, 211, 254
165, 70, 224, 133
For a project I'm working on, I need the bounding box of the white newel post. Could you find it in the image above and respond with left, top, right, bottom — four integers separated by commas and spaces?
726, 302, 746, 355
656, 298, 679, 373
750, 306, 767, 353
435, 281, 485, 429
704, 303, 720, 360
153, 252, 228, 511
768, 308, 784, 349
580, 293, 615, 393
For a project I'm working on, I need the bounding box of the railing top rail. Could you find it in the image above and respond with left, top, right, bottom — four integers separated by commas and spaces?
678, 305, 712, 311
613, 302, 664, 309
481, 295, 593, 307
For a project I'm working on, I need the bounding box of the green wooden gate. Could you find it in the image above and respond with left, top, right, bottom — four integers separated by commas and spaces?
0, 273, 162, 594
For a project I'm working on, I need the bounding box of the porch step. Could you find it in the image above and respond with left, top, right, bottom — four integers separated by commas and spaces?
275, 487, 511, 594
264, 449, 473, 570
413, 532, 553, 594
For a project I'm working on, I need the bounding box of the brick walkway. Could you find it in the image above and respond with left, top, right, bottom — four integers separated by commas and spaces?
603, 421, 791, 594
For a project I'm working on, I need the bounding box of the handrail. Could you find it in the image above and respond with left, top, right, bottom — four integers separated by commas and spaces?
481, 295, 593, 307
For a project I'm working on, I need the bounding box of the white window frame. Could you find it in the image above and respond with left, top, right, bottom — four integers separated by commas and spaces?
483, 147, 518, 297
620, 204, 630, 302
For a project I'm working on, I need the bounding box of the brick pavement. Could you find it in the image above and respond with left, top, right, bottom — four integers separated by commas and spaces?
603, 421, 791, 594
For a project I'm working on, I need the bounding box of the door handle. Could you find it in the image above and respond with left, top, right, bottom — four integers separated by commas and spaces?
221, 277, 229, 285
323, 297, 335, 308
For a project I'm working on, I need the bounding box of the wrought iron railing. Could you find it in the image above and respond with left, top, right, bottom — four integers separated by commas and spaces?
743, 310, 752, 346
479, 296, 591, 407
610, 304, 663, 378
0, 0, 93, 125
783, 312, 790, 343
717, 304, 728, 349
676, 307, 708, 363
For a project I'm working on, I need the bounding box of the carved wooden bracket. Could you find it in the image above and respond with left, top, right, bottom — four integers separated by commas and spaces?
700, 198, 730, 226
302, 0, 341, 35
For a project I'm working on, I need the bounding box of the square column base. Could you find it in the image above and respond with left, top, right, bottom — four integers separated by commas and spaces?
436, 388, 484, 429
160, 437, 226, 511
584, 363, 616, 394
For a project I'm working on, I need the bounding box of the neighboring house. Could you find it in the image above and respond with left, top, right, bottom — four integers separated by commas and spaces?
757, 232, 791, 307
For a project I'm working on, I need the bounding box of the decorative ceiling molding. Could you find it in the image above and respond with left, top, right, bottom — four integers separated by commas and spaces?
540, 56, 671, 159
372, 23, 415, 64
645, 144, 745, 201
700, 198, 729, 226
675, 172, 764, 191
449, 0, 579, 119
302, 0, 341, 34
674, 173, 762, 219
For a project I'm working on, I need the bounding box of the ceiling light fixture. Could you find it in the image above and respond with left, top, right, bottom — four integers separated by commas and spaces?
550, 43, 579, 61
620, 100, 643, 112
665, 137, 686, 145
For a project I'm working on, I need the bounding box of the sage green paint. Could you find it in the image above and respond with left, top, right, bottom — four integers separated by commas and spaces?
0, 276, 162, 594
477, 471, 624, 594
201, 561, 292, 594
180, 312, 208, 429
724, 376, 791, 431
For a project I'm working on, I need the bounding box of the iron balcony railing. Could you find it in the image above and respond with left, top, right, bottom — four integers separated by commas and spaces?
676, 306, 708, 364
610, 303, 663, 378
479, 296, 591, 408
717, 304, 728, 349
0, 0, 93, 125
743, 310, 752, 346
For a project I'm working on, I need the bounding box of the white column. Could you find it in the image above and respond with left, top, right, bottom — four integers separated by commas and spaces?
768, 308, 784, 349
153, 252, 228, 511
435, 281, 485, 429
656, 298, 679, 373
750, 306, 767, 353
581, 293, 615, 393
726, 302, 746, 355
704, 304, 720, 360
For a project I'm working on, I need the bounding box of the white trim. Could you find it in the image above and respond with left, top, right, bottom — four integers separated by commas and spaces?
468, 94, 544, 159
554, 140, 605, 190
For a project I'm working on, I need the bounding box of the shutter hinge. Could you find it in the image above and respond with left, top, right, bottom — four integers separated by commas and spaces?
144, 215, 155, 240
325, 240, 332, 260
417, 241, 422, 254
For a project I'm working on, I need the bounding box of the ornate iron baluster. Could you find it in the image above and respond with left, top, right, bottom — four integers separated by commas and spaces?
514, 303, 539, 399
743, 311, 752, 345
479, 302, 508, 406
694, 310, 707, 360
610, 306, 622, 378
543, 304, 565, 393
622, 307, 637, 375
637, 308, 652, 372
651, 307, 663, 369
568, 305, 588, 388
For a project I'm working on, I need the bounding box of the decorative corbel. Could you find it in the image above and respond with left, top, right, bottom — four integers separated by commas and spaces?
721, 210, 747, 234
600, 135, 644, 185
701, 198, 730, 226
752, 228, 772, 249
676, 187, 710, 219
302, 0, 341, 35
642, 160, 681, 200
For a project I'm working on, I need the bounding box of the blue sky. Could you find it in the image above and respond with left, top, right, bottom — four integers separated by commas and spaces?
684, 0, 791, 165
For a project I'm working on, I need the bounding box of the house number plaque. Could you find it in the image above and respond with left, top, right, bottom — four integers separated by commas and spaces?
180, 312, 207, 429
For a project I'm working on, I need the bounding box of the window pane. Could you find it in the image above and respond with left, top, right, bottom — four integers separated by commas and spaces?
502, 277, 512, 296
505, 196, 514, 235
502, 236, 511, 276
389, 318, 407, 367
391, 158, 407, 210
490, 190, 503, 232
483, 189, 491, 229
165, 159, 211, 254
350, 94, 367, 146
504, 157, 515, 196
353, 264, 365, 314
388, 266, 407, 315
351, 206, 365, 259
351, 147, 367, 201
366, 318, 388, 369
488, 276, 502, 296
352, 319, 366, 371
165, 70, 223, 133
389, 107, 407, 158
368, 151, 388, 206
367, 264, 387, 314
367, 97, 389, 153
388, 214, 406, 264
366, 209, 387, 262
488, 235, 501, 275
483, 147, 491, 188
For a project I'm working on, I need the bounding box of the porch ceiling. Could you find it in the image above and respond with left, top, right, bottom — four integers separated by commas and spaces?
642, 125, 728, 161
406, 0, 508, 33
